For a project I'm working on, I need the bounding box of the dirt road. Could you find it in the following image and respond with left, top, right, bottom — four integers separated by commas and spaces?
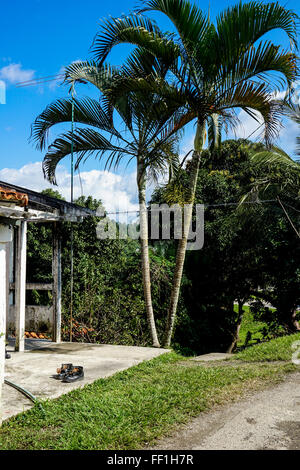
152, 371, 300, 450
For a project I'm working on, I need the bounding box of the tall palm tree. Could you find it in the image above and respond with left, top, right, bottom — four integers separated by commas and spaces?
31, 63, 180, 348
91, 0, 298, 346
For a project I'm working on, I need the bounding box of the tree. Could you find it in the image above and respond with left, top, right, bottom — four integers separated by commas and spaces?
150, 139, 300, 353
92, 0, 298, 346
31, 65, 179, 347
26, 193, 175, 345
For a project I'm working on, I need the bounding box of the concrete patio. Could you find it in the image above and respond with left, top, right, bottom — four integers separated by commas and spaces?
2, 338, 168, 421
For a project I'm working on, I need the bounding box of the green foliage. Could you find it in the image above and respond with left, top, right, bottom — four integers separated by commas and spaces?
234, 332, 300, 362
26, 193, 174, 345
249, 300, 286, 341
236, 305, 269, 347
151, 139, 300, 354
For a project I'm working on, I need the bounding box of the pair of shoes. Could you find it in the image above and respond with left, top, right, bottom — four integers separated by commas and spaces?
53, 363, 74, 380
62, 366, 84, 383
53, 364, 84, 383
5, 349, 11, 359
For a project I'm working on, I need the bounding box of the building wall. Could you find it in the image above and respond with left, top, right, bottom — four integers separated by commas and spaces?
7, 305, 53, 334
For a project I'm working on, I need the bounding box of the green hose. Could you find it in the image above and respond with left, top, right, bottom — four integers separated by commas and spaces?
4, 378, 45, 414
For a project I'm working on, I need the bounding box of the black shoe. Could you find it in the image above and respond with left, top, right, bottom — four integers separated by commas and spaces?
5, 349, 11, 359
53, 363, 73, 380
62, 366, 84, 383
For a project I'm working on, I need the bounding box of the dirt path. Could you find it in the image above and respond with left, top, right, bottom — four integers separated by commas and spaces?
151, 371, 300, 450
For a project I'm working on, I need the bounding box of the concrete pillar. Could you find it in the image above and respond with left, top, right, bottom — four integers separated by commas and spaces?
52, 222, 62, 343
14, 221, 27, 352
0, 224, 12, 425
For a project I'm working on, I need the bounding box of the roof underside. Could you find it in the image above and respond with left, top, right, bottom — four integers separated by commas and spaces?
0, 180, 96, 223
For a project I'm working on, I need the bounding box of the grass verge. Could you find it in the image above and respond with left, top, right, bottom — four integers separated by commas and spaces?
0, 352, 298, 450
237, 305, 268, 347
234, 332, 300, 362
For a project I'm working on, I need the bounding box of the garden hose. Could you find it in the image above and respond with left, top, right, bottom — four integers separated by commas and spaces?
4, 378, 45, 414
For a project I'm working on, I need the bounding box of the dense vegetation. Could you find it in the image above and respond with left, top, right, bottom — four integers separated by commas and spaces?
25, 192, 176, 345
24, 139, 300, 354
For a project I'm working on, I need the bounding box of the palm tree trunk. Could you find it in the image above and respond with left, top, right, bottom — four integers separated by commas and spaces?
163, 121, 206, 347
137, 162, 160, 347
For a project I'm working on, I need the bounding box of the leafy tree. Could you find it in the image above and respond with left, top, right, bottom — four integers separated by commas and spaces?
151, 139, 300, 353
26, 192, 175, 345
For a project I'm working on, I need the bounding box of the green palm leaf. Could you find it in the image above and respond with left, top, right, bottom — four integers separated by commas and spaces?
30, 96, 122, 150
42, 127, 126, 184
92, 13, 179, 65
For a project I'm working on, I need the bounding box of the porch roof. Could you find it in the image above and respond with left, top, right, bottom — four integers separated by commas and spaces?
0, 180, 96, 223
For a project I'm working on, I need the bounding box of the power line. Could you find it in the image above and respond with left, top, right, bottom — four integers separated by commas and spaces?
15, 73, 65, 88
277, 197, 300, 239
103, 198, 278, 216
281, 201, 300, 213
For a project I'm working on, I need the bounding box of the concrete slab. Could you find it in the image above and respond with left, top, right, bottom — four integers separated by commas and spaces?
191, 352, 232, 362
2, 339, 169, 421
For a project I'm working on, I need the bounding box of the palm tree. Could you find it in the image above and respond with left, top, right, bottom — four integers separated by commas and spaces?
91, 0, 298, 346
31, 63, 180, 348
243, 141, 300, 196
238, 140, 300, 240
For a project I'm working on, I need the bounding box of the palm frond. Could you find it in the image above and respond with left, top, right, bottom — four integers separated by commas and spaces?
215, 1, 299, 56
219, 81, 284, 146
92, 13, 179, 65
64, 60, 117, 92
42, 127, 129, 184
30, 96, 122, 150
138, 0, 211, 52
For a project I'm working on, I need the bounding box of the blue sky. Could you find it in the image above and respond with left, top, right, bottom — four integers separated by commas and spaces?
0, 0, 299, 213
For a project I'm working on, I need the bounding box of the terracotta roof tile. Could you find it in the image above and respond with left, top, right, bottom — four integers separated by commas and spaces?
0, 186, 28, 207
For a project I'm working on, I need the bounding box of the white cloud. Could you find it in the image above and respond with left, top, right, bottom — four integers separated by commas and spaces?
228, 109, 298, 157
0, 162, 140, 221
231, 109, 264, 140
276, 118, 299, 157
0, 63, 35, 85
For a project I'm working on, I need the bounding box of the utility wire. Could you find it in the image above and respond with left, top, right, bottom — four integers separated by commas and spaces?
277, 196, 300, 239
15, 73, 65, 86
15, 75, 65, 88
103, 199, 278, 216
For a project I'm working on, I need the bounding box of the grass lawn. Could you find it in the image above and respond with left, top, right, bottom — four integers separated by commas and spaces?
234, 332, 300, 362
0, 350, 298, 450
236, 305, 268, 347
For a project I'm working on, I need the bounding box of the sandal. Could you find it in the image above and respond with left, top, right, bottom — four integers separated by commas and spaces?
62, 366, 84, 383
53, 363, 74, 380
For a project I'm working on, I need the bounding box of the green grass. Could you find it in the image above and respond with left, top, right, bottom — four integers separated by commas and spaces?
236, 305, 269, 347
234, 332, 300, 362
0, 352, 297, 450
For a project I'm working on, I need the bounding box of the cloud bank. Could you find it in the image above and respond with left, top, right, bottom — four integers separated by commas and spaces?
0, 63, 35, 85
0, 161, 140, 220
